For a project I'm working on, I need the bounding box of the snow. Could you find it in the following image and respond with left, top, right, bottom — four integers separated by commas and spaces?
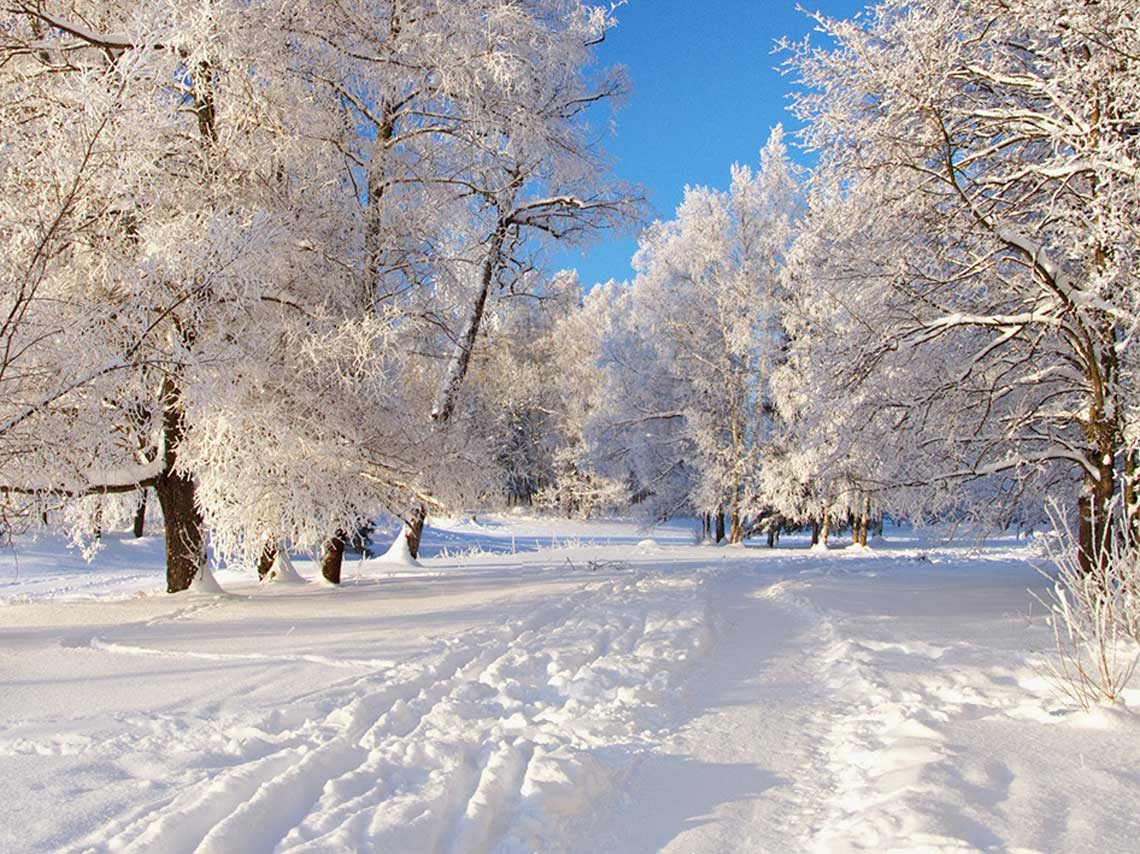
372, 526, 422, 568
2, 517, 1139, 852
264, 549, 306, 585
187, 564, 227, 595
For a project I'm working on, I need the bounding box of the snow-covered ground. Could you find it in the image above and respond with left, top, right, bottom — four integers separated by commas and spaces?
2, 516, 1138, 853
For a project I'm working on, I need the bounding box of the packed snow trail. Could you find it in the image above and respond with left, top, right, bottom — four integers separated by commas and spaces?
3, 518, 1140, 852
583, 570, 826, 852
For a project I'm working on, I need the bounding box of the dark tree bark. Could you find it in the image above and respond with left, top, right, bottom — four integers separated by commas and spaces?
257, 541, 277, 579
132, 489, 147, 538
155, 378, 205, 593
715, 510, 726, 544
811, 521, 820, 546
405, 504, 427, 560
858, 494, 871, 547
155, 471, 205, 593
321, 531, 346, 584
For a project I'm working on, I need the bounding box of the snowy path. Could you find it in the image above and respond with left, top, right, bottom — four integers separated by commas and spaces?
3, 518, 1140, 852
585, 569, 824, 852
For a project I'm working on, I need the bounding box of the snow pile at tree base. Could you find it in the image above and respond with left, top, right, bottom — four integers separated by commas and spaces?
263, 550, 306, 584
187, 565, 226, 595
373, 528, 421, 567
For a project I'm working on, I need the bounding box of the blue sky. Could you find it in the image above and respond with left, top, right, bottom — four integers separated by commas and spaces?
554, 0, 867, 287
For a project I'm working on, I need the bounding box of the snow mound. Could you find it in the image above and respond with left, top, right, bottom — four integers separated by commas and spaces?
636, 538, 660, 553
375, 528, 422, 567
263, 550, 306, 584
809, 541, 830, 552
187, 565, 226, 595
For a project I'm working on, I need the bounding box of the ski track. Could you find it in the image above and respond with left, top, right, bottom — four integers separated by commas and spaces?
7, 523, 1140, 853
50, 570, 713, 854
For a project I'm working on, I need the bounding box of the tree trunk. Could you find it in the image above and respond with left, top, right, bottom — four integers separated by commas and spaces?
811, 521, 820, 546
155, 471, 205, 593
820, 514, 830, 547
1078, 456, 1116, 575
431, 224, 508, 423
257, 541, 277, 579
321, 531, 345, 584
702, 514, 711, 542
405, 504, 427, 560
729, 507, 743, 545
859, 494, 871, 547
715, 510, 726, 544
1126, 450, 1139, 543
155, 377, 205, 593
767, 529, 775, 548
132, 489, 147, 538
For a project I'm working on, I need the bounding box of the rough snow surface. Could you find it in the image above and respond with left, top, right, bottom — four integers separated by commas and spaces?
1, 518, 1139, 853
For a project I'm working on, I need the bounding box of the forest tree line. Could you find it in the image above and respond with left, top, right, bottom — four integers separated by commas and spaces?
2, 0, 1137, 589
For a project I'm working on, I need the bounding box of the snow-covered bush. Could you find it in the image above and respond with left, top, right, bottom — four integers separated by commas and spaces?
1035, 508, 1140, 710
534, 446, 629, 520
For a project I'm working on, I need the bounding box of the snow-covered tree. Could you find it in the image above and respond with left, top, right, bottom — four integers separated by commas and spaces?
1, 0, 637, 587
589, 129, 800, 540
782, 0, 1140, 564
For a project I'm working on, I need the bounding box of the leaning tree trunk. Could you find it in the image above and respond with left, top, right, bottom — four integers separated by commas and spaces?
320, 531, 346, 584
431, 224, 508, 424
155, 378, 205, 593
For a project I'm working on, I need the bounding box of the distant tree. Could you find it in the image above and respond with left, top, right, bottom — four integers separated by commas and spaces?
590, 129, 800, 540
